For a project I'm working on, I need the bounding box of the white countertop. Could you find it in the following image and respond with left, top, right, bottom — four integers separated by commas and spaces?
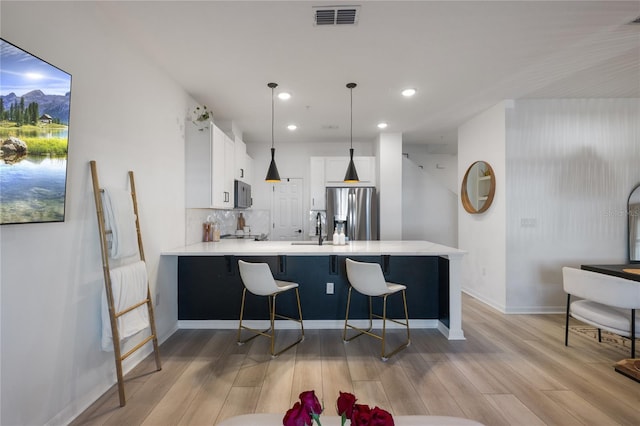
162, 239, 465, 257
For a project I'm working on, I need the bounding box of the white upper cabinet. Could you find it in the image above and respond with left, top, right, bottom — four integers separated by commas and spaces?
234, 137, 248, 182
244, 152, 253, 186
324, 157, 349, 183
324, 156, 376, 186
223, 133, 235, 207
309, 155, 377, 210
185, 121, 235, 209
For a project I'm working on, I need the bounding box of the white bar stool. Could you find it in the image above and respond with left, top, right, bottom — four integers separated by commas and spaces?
237, 260, 304, 357
343, 258, 411, 360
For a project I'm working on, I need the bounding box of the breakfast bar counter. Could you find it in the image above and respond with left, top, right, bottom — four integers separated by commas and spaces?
165, 239, 465, 257
162, 240, 466, 340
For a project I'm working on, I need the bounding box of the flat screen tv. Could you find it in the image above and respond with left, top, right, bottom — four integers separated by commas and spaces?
0, 38, 72, 225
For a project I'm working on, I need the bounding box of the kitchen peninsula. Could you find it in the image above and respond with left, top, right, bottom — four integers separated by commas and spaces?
163, 240, 466, 340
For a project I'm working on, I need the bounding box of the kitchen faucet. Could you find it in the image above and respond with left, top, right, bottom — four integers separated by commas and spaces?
316, 212, 323, 245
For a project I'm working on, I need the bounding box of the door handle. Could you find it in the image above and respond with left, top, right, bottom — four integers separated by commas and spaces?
295, 229, 302, 233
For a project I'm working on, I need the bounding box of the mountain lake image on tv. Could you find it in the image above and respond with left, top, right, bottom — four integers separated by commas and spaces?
0, 38, 72, 225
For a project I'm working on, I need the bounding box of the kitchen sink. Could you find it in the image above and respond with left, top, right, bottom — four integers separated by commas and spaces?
291, 241, 333, 245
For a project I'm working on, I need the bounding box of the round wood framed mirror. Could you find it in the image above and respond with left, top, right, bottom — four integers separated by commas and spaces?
461, 161, 496, 214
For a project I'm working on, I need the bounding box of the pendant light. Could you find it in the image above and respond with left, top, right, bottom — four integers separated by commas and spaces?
265, 82, 281, 182
344, 82, 359, 183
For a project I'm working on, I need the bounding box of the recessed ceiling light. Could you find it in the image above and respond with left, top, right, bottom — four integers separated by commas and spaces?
287, 124, 297, 131
377, 122, 388, 129
278, 92, 291, 100
401, 88, 416, 97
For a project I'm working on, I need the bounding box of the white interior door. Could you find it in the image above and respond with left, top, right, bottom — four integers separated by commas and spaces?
271, 178, 304, 241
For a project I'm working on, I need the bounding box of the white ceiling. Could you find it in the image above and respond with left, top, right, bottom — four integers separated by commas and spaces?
101, 1, 640, 153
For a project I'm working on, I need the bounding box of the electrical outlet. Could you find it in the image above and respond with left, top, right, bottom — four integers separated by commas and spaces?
521, 218, 537, 228
326, 282, 334, 294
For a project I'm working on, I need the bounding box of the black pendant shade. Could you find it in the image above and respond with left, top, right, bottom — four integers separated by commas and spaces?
265, 82, 281, 183
344, 148, 359, 183
344, 82, 360, 183
265, 147, 281, 182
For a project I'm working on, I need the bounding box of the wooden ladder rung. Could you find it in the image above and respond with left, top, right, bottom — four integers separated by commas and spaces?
121, 334, 157, 361
115, 298, 151, 318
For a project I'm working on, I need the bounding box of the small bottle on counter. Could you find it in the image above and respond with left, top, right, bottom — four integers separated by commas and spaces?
333, 227, 339, 245
203, 222, 211, 242
338, 228, 345, 245
237, 212, 245, 230
211, 222, 220, 242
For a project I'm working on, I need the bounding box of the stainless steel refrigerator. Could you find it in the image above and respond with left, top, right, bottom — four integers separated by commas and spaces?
326, 187, 378, 241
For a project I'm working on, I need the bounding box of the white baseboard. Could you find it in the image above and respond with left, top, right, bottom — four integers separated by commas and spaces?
49, 324, 178, 426
462, 288, 506, 313
178, 319, 439, 330
462, 288, 566, 314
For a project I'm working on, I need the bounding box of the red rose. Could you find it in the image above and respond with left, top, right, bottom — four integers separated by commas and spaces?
351, 404, 371, 426
370, 407, 394, 426
336, 391, 357, 418
299, 390, 323, 416
283, 401, 312, 426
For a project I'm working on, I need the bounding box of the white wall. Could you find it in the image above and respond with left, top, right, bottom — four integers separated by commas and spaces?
402, 158, 458, 247
505, 99, 640, 312
1, 3, 188, 424
376, 133, 403, 240
458, 102, 508, 311
402, 145, 458, 194
459, 98, 640, 314
402, 145, 458, 246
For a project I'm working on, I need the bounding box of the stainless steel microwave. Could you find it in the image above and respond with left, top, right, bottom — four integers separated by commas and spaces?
234, 180, 252, 209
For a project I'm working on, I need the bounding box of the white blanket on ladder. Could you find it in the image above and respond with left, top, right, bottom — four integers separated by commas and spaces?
102, 260, 150, 351
101, 187, 139, 259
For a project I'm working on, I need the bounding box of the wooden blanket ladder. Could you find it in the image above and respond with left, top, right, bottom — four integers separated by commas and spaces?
89, 160, 161, 407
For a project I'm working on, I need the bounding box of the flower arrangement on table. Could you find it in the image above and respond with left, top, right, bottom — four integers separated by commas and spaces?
283, 390, 394, 426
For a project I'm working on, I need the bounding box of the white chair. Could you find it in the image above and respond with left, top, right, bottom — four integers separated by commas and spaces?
343, 258, 410, 360
237, 260, 304, 357
563, 267, 640, 357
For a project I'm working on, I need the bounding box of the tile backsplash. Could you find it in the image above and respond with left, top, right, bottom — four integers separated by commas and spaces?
186, 208, 271, 245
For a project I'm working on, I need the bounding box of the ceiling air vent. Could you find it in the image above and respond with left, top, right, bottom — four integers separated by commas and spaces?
313, 6, 360, 26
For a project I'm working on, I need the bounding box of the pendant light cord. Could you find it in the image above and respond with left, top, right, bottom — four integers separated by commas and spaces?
265, 82, 281, 182
350, 86, 353, 149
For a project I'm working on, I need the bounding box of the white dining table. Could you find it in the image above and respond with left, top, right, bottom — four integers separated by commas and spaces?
217, 413, 485, 426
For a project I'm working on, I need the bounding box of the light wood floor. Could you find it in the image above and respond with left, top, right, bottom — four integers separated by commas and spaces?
71, 294, 640, 425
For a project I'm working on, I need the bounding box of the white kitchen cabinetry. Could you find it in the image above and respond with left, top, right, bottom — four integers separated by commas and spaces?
234, 137, 248, 182
185, 121, 235, 209
223, 134, 235, 205
324, 157, 348, 183
309, 156, 377, 210
243, 153, 253, 185
310, 157, 326, 209
324, 156, 376, 186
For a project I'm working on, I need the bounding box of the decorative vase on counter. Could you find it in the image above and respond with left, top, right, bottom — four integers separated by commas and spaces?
203, 215, 220, 242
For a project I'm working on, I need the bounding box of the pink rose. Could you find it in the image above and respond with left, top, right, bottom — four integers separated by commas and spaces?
370, 407, 394, 426
283, 401, 312, 426
299, 390, 323, 416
